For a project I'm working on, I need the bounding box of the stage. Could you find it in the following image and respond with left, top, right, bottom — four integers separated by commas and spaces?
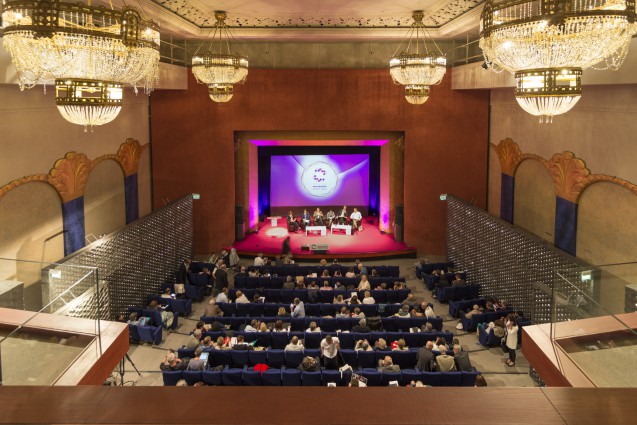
232, 216, 416, 260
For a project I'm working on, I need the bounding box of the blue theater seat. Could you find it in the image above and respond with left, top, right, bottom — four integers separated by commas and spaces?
359, 370, 382, 386
201, 370, 222, 386
441, 371, 463, 386
261, 369, 282, 386
267, 349, 286, 368
461, 371, 479, 386
301, 371, 322, 386
285, 350, 304, 368
282, 369, 302, 386
182, 370, 203, 386
421, 371, 443, 386
380, 372, 402, 386
221, 368, 243, 386
249, 350, 268, 366
162, 370, 183, 386
242, 370, 263, 386
230, 350, 250, 368
322, 369, 349, 386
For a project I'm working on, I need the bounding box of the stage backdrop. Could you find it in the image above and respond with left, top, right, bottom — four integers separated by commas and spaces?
150, 69, 489, 255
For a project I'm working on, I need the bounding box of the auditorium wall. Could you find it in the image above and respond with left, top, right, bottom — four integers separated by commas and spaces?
488, 84, 637, 307
0, 84, 151, 310
149, 69, 490, 256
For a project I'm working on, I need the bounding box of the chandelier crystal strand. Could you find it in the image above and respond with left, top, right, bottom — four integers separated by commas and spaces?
191, 11, 248, 103
389, 11, 446, 104
2, 1, 160, 130
480, 0, 637, 122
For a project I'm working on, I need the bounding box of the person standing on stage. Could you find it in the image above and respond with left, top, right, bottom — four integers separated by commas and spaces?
326, 209, 336, 227
350, 208, 363, 232
338, 206, 348, 224
313, 208, 324, 225
287, 211, 299, 232
301, 209, 311, 230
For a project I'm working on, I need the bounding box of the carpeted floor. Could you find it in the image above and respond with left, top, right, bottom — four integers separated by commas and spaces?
115, 256, 537, 387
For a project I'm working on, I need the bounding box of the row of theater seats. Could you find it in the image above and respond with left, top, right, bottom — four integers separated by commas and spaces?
448, 298, 488, 318
215, 301, 415, 319
423, 272, 466, 290
189, 330, 453, 350
234, 276, 406, 290
176, 347, 454, 371
415, 262, 455, 279
201, 315, 444, 332
246, 264, 401, 278
435, 284, 481, 303
146, 295, 193, 316
225, 288, 412, 304
128, 308, 179, 345
163, 367, 479, 387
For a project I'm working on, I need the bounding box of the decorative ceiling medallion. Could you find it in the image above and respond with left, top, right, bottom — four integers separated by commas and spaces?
151, 0, 482, 29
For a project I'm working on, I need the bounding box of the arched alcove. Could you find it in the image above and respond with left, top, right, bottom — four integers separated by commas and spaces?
513, 159, 555, 244
578, 182, 637, 312
84, 160, 125, 238
0, 182, 64, 310
138, 147, 152, 218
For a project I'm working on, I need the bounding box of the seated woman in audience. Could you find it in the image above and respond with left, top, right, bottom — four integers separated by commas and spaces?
258, 322, 270, 332
355, 339, 373, 351
277, 306, 290, 317
161, 288, 173, 299
321, 269, 330, 277
272, 320, 288, 332
235, 290, 250, 304
492, 319, 506, 338
393, 338, 409, 351
351, 307, 365, 319
334, 294, 345, 304
345, 267, 356, 278
370, 268, 379, 277
374, 338, 391, 351
295, 280, 307, 289
434, 336, 448, 351
320, 281, 332, 291
422, 322, 434, 333
464, 304, 483, 319
362, 291, 375, 304
333, 269, 342, 277
187, 347, 206, 371
306, 321, 321, 333
336, 305, 350, 318
357, 274, 371, 291
348, 295, 361, 305
213, 336, 231, 350
396, 305, 410, 317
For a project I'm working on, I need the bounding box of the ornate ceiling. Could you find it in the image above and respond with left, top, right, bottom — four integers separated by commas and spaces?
130, 0, 485, 39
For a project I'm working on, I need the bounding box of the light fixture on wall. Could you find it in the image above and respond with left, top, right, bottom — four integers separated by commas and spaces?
480, 0, 637, 123
191, 11, 248, 103
1, 0, 161, 131
389, 10, 446, 105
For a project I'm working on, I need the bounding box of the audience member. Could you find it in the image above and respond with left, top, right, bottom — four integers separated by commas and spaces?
235, 290, 250, 304
215, 287, 229, 303
273, 320, 287, 332
351, 318, 371, 333
161, 288, 173, 299
452, 273, 466, 286
375, 338, 391, 351
306, 321, 321, 332
348, 295, 361, 305
336, 306, 350, 318
378, 356, 400, 373
258, 322, 269, 332
436, 345, 456, 371
357, 275, 370, 291
277, 306, 290, 318
298, 356, 320, 372
320, 335, 341, 369
320, 281, 332, 291
454, 344, 473, 371
464, 304, 483, 319
362, 291, 375, 304
393, 338, 409, 351
254, 253, 265, 267
233, 335, 253, 350
351, 307, 365, 319
160, 351, 184, 371
355, 339, 373, 351
185, 329, 202, 349
416, 341, 436, 372
285, 336, 304, 351
187, 347, 206, 371
244, 319, 258, 332
345, 267, 356, 278
333, 294, 345, 304
290, 298, 305, 318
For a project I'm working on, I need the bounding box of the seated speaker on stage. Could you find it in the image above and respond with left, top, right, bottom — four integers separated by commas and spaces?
287, 211, 299, 232
338, 205, 348, 224
313, 208, 324, 225
300, 209, 311, 230
350, 208, 363, 231
326, 209, 336, 227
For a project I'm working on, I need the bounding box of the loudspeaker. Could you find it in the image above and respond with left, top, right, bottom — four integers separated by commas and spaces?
235, 205, 244, 222
395, 205, 404, 226
301, 245, 310, 252
311, 244, 329, 254
235, 223, 245, 241
394, 224, 403, 243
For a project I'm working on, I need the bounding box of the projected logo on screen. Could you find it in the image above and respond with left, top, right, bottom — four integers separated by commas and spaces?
301, 162, 338, 198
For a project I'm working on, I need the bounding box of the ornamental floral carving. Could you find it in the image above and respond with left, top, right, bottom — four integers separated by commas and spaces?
49, 152, 91, 202
490, 138, 522, 176
547, 152, 590, 203
117, 138, 145, 176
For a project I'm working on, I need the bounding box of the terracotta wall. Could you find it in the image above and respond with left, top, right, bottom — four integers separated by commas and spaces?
150, 69, 490, 256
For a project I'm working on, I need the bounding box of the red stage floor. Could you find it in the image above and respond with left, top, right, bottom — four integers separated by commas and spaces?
233, 217, 416, 259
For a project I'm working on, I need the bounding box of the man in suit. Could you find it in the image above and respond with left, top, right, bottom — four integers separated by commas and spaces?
416, 341, 436, 371
453, 344, 473, 371
313, 208, 324, 225
300, 209, 311, 230
214, 263, 228, 295
338, 206, 348, 224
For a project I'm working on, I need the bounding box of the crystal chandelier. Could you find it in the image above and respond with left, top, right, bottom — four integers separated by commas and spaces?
2, 0, 160, 130
480, 0, 637, 122
192, 11, 248, 103
389, 11, 446, 105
